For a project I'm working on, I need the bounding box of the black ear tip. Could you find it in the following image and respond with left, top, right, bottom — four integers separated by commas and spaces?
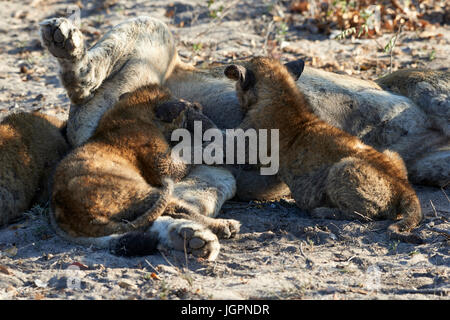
119, 92, 131, 101
224, 65, 241, 81
284, 59, 305, 81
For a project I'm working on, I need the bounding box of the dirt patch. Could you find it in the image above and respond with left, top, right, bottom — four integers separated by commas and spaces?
0, 0, 449, 300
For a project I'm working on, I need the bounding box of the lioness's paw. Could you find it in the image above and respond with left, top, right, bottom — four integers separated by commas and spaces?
212, 219, 241, 239
39, 18, 85, 60
151, 216, 220, 261
169, 221, 221, 260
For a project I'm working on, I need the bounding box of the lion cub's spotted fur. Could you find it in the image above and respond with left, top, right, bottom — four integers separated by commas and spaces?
0, 112, 69, 226
225, 57, 423, 243
51, 85, 192, 237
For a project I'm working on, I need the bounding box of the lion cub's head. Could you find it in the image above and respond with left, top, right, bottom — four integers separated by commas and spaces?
224, 57, 305, 112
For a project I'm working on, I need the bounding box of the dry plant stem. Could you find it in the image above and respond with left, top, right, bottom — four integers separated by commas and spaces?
183, 232, 189, 269
425, 225, 450, 238
389, 24, 403, 73
144, 259, 160, 274
441, 187, 450, 203
353, 211, 374, 222
263, 20, 275, 55
429, 200, 438, 218
159, 250, 179, 271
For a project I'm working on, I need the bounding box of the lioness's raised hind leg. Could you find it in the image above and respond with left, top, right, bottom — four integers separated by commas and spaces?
40, 18, 85, 61
39, 17, 95, 104
41, 16, 180, 147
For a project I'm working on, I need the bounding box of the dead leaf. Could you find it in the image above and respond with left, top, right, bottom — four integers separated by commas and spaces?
69, 262, 89, 270
34, 293, 45, 300
418, 31, 439, 39
150, 272, 160, 280
349, 288, 369, 295
0, 265, 11, 275
20, 65, 33, 74
272, 16, 283, 22
165, 9, 175, 18
290, 1, 309, 13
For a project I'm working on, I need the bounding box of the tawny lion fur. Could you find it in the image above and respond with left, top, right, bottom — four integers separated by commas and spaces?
33, 15, 447, 248
0, 112, 68, 226
52, 84, 203, 237
50, 84, 239, 258
39, 17, 448, 201
225, 57, 424, 243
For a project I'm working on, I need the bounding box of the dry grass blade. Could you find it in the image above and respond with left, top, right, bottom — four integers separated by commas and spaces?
441, 187, 450, 204
144, 259, 159, 274
429, 199, 439, 218
353, 211, 374, 222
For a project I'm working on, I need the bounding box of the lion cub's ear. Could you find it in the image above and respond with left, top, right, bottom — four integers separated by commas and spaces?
224, 64, 255, 91
119, 91, 132, 101
284, 59, 305, 81
155, 100, 202, 123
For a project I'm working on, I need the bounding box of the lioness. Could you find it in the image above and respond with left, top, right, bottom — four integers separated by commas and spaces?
39, 16, 449, 199
35, 15, 448, 248
224, 57, 423, 243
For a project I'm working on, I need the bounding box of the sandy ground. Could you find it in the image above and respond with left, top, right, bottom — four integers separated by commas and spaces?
0, 0, 449, 300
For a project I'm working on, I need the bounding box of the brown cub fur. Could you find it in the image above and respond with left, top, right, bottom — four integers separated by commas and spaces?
225, 57, 423, 243
0, 112, 69, 226
51, 84, 199, 237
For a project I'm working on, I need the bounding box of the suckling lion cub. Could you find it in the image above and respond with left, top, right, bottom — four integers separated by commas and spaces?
51, 84, 239, 259
225, 57, 423, 243
0, 112, 69, 227
52, 85, 185, 237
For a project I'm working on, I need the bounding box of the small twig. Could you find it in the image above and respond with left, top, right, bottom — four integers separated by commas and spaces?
263, 20, 275, 55
299, 241, 306, 258
144, 259, 159, 275
373, 37, 386, 52
158, 250, 179, 271
429, 200, 439, 218
353, 211, 374, 222
183, 232, 189, 270
441, 187, 450, 204
426, 225, 450, 238
388, 23, 403, 73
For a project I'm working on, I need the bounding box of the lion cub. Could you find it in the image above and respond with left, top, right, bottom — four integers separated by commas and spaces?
51, 84, 198, 238
0, 112, 69, 227
225, 57, 423, 243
